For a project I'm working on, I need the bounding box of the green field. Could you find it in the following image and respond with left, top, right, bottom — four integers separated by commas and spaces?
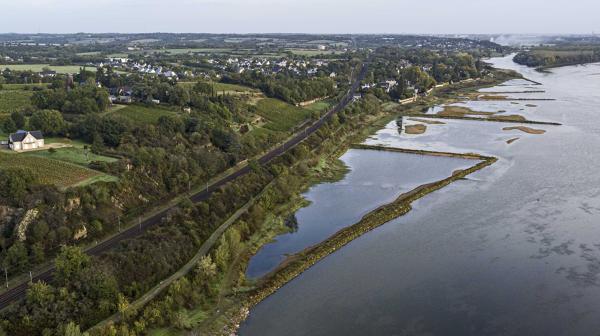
178, 81, 257, 94
44, 137, 88, 147
0, 64, 94, 73
28, 147, 118, 167
0, 151, 108, 188
255, 98, 312, 132
285, 49, 347, 56
76, 51, 102, 56
112, 105, 177, 125
147, 48, 234, 55
0, 90, 33, 114
1, 83, 51, 90
303, 100, 334, 114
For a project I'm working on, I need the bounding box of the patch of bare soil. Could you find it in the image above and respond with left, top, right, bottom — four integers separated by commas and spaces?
407, 118, 445, 125
437, 106, 495, 117
405, 124, 427, 134
492, 115, 527, 122
506, 137, 520, 144
503, 126, 546, 134
479, 95, 508, 100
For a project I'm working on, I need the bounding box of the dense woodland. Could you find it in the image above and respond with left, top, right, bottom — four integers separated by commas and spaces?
514, 47, 600, 68
360, 48, 485, 100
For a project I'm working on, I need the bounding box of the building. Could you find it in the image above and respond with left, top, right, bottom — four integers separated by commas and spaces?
8, 130, 44, 151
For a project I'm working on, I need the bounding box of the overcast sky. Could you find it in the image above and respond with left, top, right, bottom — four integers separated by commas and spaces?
2, 0, 599, 34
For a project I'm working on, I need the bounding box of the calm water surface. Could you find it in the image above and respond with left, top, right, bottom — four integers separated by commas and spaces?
246, 149, 476, 278
240, 55, 600, 336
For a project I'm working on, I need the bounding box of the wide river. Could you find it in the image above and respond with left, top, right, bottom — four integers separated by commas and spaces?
239, 55, 600, 336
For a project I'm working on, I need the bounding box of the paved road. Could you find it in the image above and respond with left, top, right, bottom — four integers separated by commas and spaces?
0, 60, 369, 310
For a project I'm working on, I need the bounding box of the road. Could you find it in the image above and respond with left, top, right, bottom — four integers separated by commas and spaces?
0, 59, 369, 310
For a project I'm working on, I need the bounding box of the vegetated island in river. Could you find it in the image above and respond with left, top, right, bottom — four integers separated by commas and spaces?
513, 46, 600, 70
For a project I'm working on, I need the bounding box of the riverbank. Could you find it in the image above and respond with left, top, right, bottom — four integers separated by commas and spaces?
98, 70, 518, 336
197, 75, 517, 335
245, 148, 496, 308
213, 77, 514, 335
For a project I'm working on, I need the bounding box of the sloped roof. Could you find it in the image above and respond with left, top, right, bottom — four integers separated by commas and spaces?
9, 131, 44, 142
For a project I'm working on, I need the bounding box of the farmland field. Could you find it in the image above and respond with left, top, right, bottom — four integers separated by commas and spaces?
0, 152, 109, 188
28, 147, 118, 167
112, 104, 177, 125
285, 49, 347, 56
146, 48, 234, 54
212, 82, 258, 93
1, 83, 51, 90
0, 90, 33, 114
255, 98, 312, 132
0, 64, 95, 73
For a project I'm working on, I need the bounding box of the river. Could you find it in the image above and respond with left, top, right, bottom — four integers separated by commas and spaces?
239, 55, 600, 336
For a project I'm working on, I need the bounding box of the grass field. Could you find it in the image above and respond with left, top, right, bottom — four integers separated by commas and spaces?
1, 83, 51, 90
112, 105, 177, 125
0, 64, 95, 73
0, 151, 108, 188
147, 48, 234, 55
255, 98, 312, 132
303, 100, 334, 114
178, 81, 257, 94
29, 147, 118, 167
44, 137, 89, 147
285, 49, 347, 56
0, 90, 33, 114
212, 82, 257, 93
76, 51, 102, 56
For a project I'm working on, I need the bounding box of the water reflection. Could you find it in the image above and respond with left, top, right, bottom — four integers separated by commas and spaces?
245, 149, 477, 279
240, 56, 600, 336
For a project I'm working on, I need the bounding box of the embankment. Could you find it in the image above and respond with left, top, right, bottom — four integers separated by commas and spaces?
246, 147, 497, 308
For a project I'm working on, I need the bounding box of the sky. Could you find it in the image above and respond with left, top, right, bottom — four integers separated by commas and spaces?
1, 0, 599, 34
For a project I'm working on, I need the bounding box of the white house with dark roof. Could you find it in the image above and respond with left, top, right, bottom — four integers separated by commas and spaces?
8, 130, 45, 151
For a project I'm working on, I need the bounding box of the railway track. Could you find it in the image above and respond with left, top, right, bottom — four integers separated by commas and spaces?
0, 59, 369, 310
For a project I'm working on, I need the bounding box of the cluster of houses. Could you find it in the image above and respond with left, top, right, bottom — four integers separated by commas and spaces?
361, 80, 400, 93
206, 57, 334, 77
102, 58, 188, 80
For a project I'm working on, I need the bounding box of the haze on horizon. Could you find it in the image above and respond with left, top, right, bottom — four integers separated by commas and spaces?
2, 0, 599, 35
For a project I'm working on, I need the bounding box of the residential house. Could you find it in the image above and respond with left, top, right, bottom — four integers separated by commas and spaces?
8, 130, 44, 151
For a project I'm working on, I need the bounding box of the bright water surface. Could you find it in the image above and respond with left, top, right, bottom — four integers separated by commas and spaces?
240, 55, 600, 336
246, 149, 476, 278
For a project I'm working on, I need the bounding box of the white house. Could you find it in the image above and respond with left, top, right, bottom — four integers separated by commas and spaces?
8, 130, 45, 151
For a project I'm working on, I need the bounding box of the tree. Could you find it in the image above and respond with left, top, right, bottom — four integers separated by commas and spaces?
64, 321, 86, 336
0, 167, 34, 206
10, 111, 26, 129
29, 110, 65, 135
2, 117, 16, 133
4, 242, 28, 273
54, 246, 91, 287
